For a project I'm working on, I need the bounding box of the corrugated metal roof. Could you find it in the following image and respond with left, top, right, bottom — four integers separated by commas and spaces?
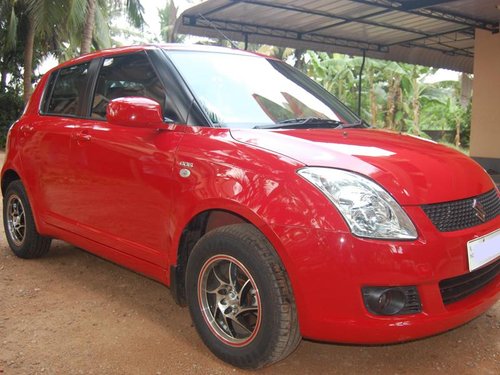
175, 0, 500, 72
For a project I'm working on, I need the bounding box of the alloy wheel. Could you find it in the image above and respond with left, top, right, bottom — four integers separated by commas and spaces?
7, 194, 26, 246
198, 255, 261, 347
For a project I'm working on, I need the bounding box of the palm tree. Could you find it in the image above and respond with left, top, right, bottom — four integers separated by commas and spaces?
62, 0, 110, 59
0, 1, 18, 92
1, 0, 64, 103
1, 0, 30, 101
1, 0, 146, 103
80, 0, 144, 55
159, 0, 180, 43
81, 0, 97, 54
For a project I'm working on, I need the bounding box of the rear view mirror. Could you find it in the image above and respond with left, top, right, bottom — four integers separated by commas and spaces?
106, 97, 165, 128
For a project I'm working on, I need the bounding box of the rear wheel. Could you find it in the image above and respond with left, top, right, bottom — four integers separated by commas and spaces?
186, 224, 301, 369
3, 180, 51, 258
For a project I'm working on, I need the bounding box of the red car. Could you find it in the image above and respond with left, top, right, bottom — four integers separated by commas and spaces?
2, 45, 499, 369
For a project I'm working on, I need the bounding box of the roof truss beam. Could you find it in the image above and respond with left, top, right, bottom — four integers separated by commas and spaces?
182, 15, 389, 52
349, 0, 499, 32
400, 0, 457, 11
386, 25, 472, 46
192, 0, 477, 58
217, 0, 431, 38
204, 1, 239, 17
176, 0, 480, 72
307, 8, 391, 34
405, 40, 472, 57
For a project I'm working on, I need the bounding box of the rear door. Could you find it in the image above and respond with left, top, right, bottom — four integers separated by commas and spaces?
20, 61, 92, 226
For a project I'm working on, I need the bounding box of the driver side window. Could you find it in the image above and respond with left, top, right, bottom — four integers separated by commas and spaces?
91, 52, 166, 119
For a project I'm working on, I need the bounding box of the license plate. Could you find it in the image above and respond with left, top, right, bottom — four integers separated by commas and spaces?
467, 229, 500, 271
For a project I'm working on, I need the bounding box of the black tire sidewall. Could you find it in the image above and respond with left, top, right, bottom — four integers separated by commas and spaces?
186, 228, 285, 368
3, 181, 39, 258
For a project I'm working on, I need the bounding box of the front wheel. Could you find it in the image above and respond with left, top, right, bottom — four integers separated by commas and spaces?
186, 224, 301, 369
3, 180, 51, 258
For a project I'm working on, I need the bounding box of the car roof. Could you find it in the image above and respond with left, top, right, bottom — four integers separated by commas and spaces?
50, 44, 268, 73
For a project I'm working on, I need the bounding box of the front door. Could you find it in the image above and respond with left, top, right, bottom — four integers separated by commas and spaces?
67, 52, 185, 266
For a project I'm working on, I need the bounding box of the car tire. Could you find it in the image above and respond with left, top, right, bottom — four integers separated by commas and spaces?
3, 180, 51, 258
186, 223, 301, 369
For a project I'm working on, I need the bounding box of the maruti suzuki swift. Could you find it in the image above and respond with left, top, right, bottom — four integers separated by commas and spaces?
2, 45, 499, 369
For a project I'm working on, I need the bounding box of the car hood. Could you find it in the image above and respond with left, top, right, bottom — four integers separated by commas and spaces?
230, 128, 494, 205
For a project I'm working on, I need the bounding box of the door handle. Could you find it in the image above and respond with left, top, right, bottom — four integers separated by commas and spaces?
74, 131, 92, 142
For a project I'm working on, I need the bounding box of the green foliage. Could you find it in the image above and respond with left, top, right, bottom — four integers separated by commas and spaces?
305, 51, 470, 147
0, 1, 43, 96
94, 1, 112, 49
0, 0, 147, 102
123, 0, 145, 29
460, 100, 472, 148
158, 0, 183, 43
0, 91, 24, 148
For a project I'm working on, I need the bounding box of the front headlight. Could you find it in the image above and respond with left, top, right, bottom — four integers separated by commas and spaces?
298, 167, 417, 240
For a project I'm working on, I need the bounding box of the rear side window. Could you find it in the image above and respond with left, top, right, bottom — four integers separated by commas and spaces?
44, 62, 90, 116
91, 53, 166, 119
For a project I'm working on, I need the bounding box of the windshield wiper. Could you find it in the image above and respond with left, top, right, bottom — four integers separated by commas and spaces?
253, 117, 344, 129
335, 120, 369, 129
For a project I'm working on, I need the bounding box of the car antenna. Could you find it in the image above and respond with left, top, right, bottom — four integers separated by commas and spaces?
197, 13, 240, 49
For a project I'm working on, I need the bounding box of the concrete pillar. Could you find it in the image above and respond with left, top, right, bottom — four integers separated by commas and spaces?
470, 29, 500, 173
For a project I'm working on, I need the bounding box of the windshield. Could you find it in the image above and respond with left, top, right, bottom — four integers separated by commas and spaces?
165, 50, 360, 129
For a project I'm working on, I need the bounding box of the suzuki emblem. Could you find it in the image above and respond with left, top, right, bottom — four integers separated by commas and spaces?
472, 199, 486, 222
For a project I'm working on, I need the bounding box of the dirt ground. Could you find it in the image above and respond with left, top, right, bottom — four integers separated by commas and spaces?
0, 152, 499, 375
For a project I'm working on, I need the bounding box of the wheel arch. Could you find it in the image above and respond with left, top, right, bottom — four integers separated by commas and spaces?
1, 169, 21, 196
171, 209, 247, 305
170, 208, 291, 307
1, 168, 47, 236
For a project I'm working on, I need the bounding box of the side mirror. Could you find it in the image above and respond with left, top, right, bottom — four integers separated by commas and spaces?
106, 97, 165, 128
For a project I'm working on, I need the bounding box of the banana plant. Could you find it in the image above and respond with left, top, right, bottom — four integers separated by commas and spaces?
306, 51, 450, 136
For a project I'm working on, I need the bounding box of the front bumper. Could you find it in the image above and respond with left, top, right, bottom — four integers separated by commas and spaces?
272, 206, 500, 344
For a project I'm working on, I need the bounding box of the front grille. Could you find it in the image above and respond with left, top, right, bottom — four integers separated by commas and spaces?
439, 260, 499, 305
422, 189, 500, 232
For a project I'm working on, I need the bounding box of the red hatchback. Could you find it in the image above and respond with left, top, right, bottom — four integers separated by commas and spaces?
2, 45, 499, 369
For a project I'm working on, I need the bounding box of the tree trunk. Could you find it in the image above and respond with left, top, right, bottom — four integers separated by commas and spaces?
412, 76, 420, 135
455, 118, 461, 147
368, 70, 377, 126
395, 86, 403, 131
167, 0, 177, 43
81, 0, 97, 55
1, 68, 8, 93
23, 15, 35, 104
386, 75, 401, 130
294, 49, 305, 71
460, 73, 473, 108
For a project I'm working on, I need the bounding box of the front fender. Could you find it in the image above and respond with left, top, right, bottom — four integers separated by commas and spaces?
169, 128, 352, 325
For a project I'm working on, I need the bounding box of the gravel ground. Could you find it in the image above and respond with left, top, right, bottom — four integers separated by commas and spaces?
0, 152, 499, 374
